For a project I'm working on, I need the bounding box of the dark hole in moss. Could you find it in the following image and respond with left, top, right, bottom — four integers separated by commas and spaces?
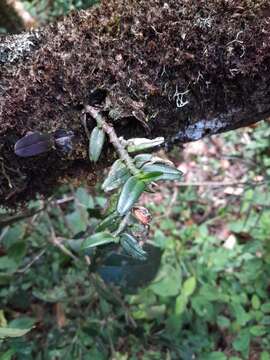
88, 88, 108, 106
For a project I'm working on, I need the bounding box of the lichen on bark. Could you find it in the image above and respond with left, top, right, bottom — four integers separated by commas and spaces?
0, 0, 270, 208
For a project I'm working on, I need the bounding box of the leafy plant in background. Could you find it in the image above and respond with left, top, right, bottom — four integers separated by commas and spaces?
1, 122, 270, 359
22, 0, 99, 24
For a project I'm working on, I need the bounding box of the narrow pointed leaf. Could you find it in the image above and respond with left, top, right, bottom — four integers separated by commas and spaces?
89, 126, 105, 162
95, 211, 120, 232
120, 232, 147, 261
141, 163, 183, 181
138, 171, 163, 182
148, 156, 174, 166
134, 154, 153, 168
82, 231, 116, 249
0, 327, 32, 339
117, 176, 146, 215
102, 160, 129, 192
127, 137, 164, 153
134, 154, 174, 168
66, 239, 94, 256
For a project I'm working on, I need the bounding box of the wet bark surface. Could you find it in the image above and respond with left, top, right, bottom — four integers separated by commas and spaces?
0, 0, 270, 208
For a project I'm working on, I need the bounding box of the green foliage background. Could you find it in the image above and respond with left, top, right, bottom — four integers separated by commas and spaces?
22, 0, 98, 24
1, 2, 270, 359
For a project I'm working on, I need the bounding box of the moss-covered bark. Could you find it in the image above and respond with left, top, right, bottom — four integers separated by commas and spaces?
1, 0, 270, 208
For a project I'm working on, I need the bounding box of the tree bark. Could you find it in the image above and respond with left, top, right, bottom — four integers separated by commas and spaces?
0, 0, 270, 208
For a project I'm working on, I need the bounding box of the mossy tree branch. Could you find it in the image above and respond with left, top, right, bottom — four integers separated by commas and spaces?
0, 0, 270, 208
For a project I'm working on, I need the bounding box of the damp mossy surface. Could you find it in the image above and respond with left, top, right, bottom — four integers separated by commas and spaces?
1, 0, 270, 207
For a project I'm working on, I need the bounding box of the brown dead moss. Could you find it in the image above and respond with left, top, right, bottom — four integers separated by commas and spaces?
0, 0, 270, 207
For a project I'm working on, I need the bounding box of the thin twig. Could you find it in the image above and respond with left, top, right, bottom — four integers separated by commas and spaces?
176, 180, 266, 187
85, 105, 139, 175
0, 226, 9, 242
0, 207, 44, 228
16, 249, 46, 273
113, 212, 131, 237
46, 213, 79, 261
165, 186, 179, 217
56, 196, 74, 205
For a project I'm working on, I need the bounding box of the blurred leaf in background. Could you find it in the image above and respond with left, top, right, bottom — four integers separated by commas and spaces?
22, 0, 99, 25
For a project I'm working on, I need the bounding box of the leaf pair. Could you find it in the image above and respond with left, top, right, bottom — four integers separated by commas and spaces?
117, 163, 183, 215
89, 126, 106, 162
102, 155, 153, 193
102, 160, 129, 192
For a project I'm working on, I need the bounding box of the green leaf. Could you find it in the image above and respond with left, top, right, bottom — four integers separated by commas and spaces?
102, 160, 129, 192
7, 241, 27, 263
175, 294, 188, 315
120, 232, 147, 261
117, 176, 146, 215
261, 351, 270, 360
202, 352, 227, 360
249, 325, 267, 337
251, 294, 261, 310
0, 327, 32, 339
66, 210, 88, 235
217, 315, 230, 328
138, 171, 163, 182
1, 224, 26, 247
232, 330, 250, 359
231, 302, 251, 326
261, 302, 270, 313
9, 317, 35, 330
134, 154, 153, 168
0, 257, 17, 272
0, 349, 16, 360
141, 163, 183, 181
89, 126, 105, 162
82, 231, 116, 249
75, 187, 95, 209
33, 287, 66, 303
95, 212, 120, 232
182, 276, 196, 297
150, 265, 182, 297
126, 137, 164, 152
67, 239, 94, 257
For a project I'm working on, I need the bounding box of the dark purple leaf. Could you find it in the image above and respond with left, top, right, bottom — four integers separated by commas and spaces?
14, 132, 52, 157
